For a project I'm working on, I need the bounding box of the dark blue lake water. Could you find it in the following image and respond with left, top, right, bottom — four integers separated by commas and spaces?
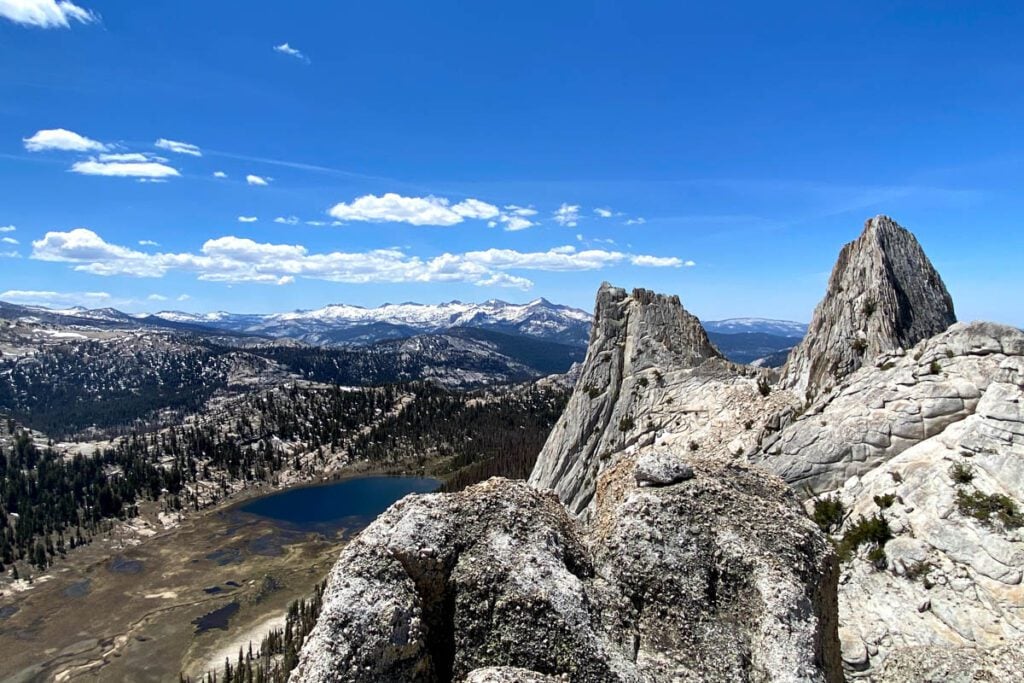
236, 476, 439, 531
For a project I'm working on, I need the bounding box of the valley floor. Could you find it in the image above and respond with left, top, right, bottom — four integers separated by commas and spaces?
0, 465, 411, 683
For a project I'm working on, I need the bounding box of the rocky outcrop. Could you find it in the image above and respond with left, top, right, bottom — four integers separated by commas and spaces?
758, 322, 1024, 494
290, 469, 842, 682
528, 283, 787, 520
780, 215, 956, 401
877, 644, 1024, 682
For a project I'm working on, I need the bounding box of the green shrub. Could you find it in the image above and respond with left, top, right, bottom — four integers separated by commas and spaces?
873, 493, 896, 509
618, 416, 635, 432
637, 376, 649, 388
929, 359, 942, 375
757, 376, 771, 397
949, 462, 974, 485
956, 490, 1022, 529
837, 514, 892, 564
812, 495, 845, 534
861, 299, 877, 318
851, 337, 868, 354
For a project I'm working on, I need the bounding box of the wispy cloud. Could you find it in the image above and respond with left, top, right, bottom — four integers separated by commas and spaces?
553, 203, 580, 227
273, 42, 310, 63
31, 228, 687, 290
238, 216, 258, 223
273, 216, 299, 225
2, 236, 19, 245
0, 225, 15, 233
0, 0, 97, 29
155, 138, 201, 157
246, 174, 269, 186
147, 293, 168, 301
71, 158, 180, 179
24, 128, 107, 152
138, 239, 160, 246
328, 193, 500, 227
213, 170, 227, 178
0, 289, 111, 307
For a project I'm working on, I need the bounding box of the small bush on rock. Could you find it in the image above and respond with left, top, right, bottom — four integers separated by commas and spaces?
812, 495, 845, 534
949, 461, 974, 485
956, 490, 1022, 529
837, 514, 892, 565
874, 493, 896, 509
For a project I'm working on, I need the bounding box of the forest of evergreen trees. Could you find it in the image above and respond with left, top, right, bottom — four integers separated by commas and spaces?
0, 381, 569, 577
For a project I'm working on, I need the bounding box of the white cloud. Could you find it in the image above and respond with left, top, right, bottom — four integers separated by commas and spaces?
213, 171, 227, 178
273, 216, 299, 225
0, 289, 111, 307
305, 220, 327, 226
238, 216, 258, 223
0, 0, 96, 28
594, 207, 613, 218
0, 225, 15, 233
155, 138, 201, 157
147, 293, 168, 301
138, 239, 160, 246
629, 255, 684, 267
553, 203, 580, 227
71, 159, 180, 178
0, 251, 19, 259
683, 259, 696, 267
24, 128, 107, 152
246, 174, 269, 186
98, 152, 151, 162
328, 193, 500, 227
31, 228, 684, 290
504, 205, 539, 217
625, 217, 646, 225
177, 294, 190, 302
273, 42, 309, 63
2, 237, 19, 245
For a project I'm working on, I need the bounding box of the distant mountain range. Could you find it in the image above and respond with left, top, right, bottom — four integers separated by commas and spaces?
0, 298, 807, 367
152, 298, 594, 347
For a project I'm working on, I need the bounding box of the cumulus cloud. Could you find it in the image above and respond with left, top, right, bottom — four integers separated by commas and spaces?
155, 138, 201, 156
246, 174, 269, 186
486, 204, 539, 231
0, 225, 15, 233
328, 193, 500, 227
629, 255, 684, 267
31, 228, 685, 290
24, 128, 107, 152
273, 216, 299, 225
238, 216, 258, 223
273, 42, 309, 63
0, 0, 96, 28
71, 159, 180, 178
594, 208, 613, 218
177, 294, 190, 302
0, 289, 111, 307
553, 203, 580, 227
213, 171, 227, 178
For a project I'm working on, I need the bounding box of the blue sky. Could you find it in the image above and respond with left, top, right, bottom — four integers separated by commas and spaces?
1, 1, 1022, 325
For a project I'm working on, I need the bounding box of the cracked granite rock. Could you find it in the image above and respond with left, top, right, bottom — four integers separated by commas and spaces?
290, 473, 841, 683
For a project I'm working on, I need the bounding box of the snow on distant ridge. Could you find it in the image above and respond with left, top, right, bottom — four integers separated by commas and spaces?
703, 318, 807, 337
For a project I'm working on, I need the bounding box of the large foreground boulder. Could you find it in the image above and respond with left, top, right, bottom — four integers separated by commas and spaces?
290, 470, 841, 683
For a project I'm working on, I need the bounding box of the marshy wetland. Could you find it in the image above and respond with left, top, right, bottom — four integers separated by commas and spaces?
0, 476, 438, 682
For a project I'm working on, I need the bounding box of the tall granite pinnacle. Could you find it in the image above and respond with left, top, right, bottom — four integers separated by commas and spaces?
528, 283, 722, 518
780, 215, 956, 400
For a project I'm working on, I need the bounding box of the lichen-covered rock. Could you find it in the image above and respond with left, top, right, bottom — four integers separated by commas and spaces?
633, 451, 693, 486
291, 471, 842, 682
780, 215, 956, 401
463, 667, 567, 683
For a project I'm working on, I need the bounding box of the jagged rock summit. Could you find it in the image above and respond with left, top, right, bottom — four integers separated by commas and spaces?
781, 215, 956, 401
528, 284, 741, 519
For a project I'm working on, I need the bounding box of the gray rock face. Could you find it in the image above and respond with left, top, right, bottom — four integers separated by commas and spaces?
878, 644, 1024, 682
290, 472, 842, 683
633, 451, 694, 486
780, 215, 956, 401
528, 283, 737, 519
